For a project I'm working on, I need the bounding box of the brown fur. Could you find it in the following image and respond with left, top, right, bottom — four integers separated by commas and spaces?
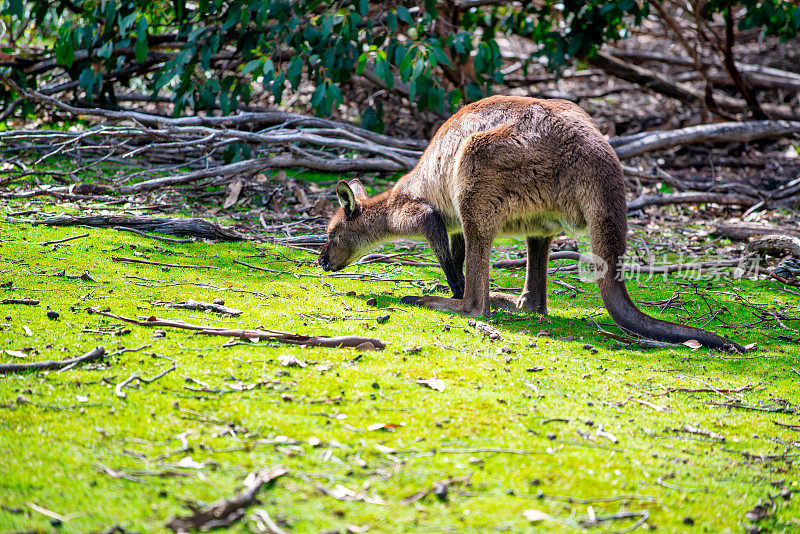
319, 96, 744, 352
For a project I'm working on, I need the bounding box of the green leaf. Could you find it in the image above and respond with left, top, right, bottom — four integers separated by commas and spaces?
97, 40, 113, 59
328, 84, 342, 103
104, 1, 117, 27
358, 0, 368, 16
4, 0, 23, 18
411, 57, 425, 80
219, 91, 230, 114
396, 6, 412, 24
174, 0, 186, 20
321, 15, 333, 39
447, 89, 462, 112
311, 83, 326, 108
135, 17, 148, 63
399, 48, 416, 81
356, 53, 368, 75
272, 72, 285, 103
374, 56, 394, 89
465, 82, 483, 102
118, 13, 136, 34
188, 26, 206, 42
262, 58, 275, 79
287, 56, 303, 89
222, 10, 239, 31
55, 21, 75, 68
242, 59, 262, 76
428, 45, 452, 68
200, 33, 219, 69
361, 105, 379, 131
78, 68, 99, 97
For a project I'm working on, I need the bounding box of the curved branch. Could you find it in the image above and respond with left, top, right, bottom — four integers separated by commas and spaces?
612, 120, 800, 158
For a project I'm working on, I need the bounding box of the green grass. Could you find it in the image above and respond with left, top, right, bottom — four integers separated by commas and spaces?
0, 203, 799, 534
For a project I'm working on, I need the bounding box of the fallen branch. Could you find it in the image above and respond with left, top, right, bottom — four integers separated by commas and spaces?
89, 308, 386, 350
250, 509, 289, 534
713, 223, 800, 241
0, 77, 423, 178
613, 120, 800, 159
0, 346, 105, 373
0, 298, 40, 305
607, 48, 800, 90
0, 75, 425, 149
166, 465, 287, 533
746, 234, 800, 258
26, 214, 243, 241
627, 191, 759, 211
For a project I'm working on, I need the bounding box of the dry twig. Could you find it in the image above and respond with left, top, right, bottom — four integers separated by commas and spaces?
89, 308, 387, 350
166, 466, 287, 533
0, 346, 105, 373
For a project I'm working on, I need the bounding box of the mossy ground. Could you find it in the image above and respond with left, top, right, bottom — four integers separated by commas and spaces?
0, 200, 798, 534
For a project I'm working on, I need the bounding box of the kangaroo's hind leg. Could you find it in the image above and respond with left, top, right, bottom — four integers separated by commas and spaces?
517, 236, 552, 313
489, 236, 552, 313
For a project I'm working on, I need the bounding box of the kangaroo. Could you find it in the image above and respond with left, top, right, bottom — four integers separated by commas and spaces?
318, 95, 744, 353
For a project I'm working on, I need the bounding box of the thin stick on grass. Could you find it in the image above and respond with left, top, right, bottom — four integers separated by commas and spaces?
115, 364, 177, 398
0, 346, 105, 373
33, 232, 90, 246
111, 256, 220, 269
89, 308, 387, 350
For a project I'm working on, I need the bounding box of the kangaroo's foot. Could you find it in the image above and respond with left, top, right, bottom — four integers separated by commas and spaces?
489, 292, 547, 314
489, 292, 521, 311
401, 295, 487, 316
516, 291, 547, 314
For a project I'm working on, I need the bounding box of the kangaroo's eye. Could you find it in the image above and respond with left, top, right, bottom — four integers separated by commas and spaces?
329, 232, 336, 240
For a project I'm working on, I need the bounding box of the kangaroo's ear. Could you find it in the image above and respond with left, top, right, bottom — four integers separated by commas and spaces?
336, 180, 361, 219
348, 178, 367, 198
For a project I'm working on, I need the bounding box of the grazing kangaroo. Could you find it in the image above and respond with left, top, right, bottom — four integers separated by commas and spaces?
318, 95, 744, 352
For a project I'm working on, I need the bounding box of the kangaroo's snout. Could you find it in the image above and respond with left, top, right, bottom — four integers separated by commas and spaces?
318, 253, 331, 272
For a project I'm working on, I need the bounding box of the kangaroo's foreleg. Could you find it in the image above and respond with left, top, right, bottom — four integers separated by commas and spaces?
418, 208, 463, 298
450, 232, 466, 298
403, 230, 493, 316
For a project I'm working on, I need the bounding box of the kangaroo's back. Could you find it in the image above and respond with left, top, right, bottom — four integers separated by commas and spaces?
400, 95, 617, 229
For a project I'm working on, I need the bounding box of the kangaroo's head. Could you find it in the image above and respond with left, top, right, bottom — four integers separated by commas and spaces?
319, 179, 372, 272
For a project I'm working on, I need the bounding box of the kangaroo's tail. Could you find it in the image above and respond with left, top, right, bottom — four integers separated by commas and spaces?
586, 164, 744, 353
